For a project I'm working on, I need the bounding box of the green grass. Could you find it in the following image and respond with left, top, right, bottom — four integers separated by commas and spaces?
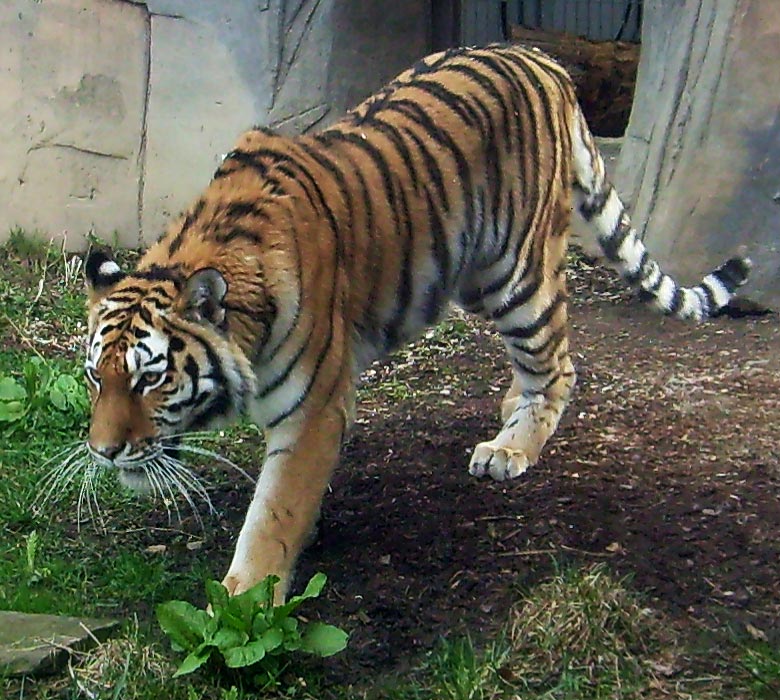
1, 231, 777, 699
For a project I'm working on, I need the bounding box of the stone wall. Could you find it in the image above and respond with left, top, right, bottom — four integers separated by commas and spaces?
0, 0, 429, 249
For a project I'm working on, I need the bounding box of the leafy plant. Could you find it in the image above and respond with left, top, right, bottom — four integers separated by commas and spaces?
156, 573, 348, 688
0, 358, 88, 430
24, 530, 51, 585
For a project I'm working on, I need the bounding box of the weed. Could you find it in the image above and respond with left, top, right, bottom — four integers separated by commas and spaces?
416, 635, 512, 700
157, 573, 348, 689
736, 639, 780, 699
0, 357, 88, 434
23, 530, 51, 585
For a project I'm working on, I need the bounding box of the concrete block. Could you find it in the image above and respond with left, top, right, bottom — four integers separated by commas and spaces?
0, 0, 148, 248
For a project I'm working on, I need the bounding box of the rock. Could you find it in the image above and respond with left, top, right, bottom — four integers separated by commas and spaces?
0, 611, 120, 677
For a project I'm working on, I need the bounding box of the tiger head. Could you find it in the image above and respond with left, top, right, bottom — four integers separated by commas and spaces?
83, 250, 256, 491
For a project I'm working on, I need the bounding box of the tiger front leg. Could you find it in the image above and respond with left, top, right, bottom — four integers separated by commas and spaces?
469, 354, 576, 481
221, 403, 347, 603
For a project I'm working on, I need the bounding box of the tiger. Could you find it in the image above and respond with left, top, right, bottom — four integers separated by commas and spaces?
82, 44, 750, 602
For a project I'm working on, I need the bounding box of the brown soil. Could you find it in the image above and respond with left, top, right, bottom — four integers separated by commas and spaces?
145, 261, 780, 682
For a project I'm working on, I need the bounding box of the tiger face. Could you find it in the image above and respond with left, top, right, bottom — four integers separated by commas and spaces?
84, 251, 256, 491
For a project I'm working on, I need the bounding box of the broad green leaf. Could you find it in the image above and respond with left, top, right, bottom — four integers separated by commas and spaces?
260, 627, 284, 653
299, 622, 348, 657
0, 377, 26, 401
274, 572, 326, 619
0, 401, 26, 423
252, 613, 271, 637
212, 627, 248, 652
277, 617, 301, 651
283, 634, 302, 652
234, 574, 279, 610
54, 373, 80, 394
223, 639, 267, 668
48, 387, 67, 410
156, 601, 209, 651
205, 579, 229, 613
281, 617, 299, 633
23, 359, 47, 397
172, 644, 213, 678
223, 593, 258, 634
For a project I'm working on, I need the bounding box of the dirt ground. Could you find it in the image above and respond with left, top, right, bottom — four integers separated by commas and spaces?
142, 259, 779, 683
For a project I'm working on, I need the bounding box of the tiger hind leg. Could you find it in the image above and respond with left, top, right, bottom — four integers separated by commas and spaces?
469, 294, 576, 481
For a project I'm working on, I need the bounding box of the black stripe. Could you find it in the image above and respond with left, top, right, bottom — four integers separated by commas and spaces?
512, 358, 556, 377
666, 287, 683, 316
363, 120, 421, 190
294, 141, 353, 261
316, 131, 399, 224
503, 293, 566, 341
424, 187, 451, 292
169, 199, 205, 255
600, 216, 633, 263
698, 281, 718, 314
256, 325, 316, 399
714, 258, 750, 291
489, 272, 544, 321
384, 99, 473, 225
511, 327, 566, 359
382, 182, 415, 350
578, 187, 609, 221
216, 225, 264, 245
400, 125, 450, 213
220, 149, 269, 177
624, 250, 650, 284
410, 80, 484, 137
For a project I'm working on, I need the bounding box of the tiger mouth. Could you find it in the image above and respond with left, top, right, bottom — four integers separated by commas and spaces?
116, 466, 154, 493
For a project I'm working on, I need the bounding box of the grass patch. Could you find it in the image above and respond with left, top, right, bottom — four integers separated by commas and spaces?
505, 564, 671, 698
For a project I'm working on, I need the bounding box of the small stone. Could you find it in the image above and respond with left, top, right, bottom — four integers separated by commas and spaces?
0, 611, 120, 677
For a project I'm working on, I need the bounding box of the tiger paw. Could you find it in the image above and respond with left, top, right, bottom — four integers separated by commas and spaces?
468, 441, 532, 481
221, 569, 288, 604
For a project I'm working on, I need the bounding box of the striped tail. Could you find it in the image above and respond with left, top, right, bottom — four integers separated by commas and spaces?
571, 109, 750, 320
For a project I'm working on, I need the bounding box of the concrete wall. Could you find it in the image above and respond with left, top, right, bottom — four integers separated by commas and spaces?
615, 0, 780, 309
0, 0, 429, 249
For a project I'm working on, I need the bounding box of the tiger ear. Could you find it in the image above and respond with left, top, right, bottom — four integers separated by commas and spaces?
85, 250, 126, 304
180, 268, 228, 327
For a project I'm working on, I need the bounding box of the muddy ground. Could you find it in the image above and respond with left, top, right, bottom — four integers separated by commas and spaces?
140, 259, 780, 684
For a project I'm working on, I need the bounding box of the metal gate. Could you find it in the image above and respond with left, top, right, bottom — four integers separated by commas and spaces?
457, 0, 643, 46
516, 0, 643, 42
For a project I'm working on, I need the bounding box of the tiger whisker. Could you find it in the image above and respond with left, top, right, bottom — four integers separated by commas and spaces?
154, 461, 184, 525
36, 440, 87, 472
160, 430, 224, 441
159, 455, 216, 516
170, 443, 255, 484
146, 461, 176, 525
34, 450, 90, 512
167, 469, 214, 521
35, 443, 89, 488
83, 463, 107, 532
154, 460, 206, 528
76, 463, 93, 532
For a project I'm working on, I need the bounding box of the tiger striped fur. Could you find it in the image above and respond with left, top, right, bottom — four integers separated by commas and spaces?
83, 44, 750, 601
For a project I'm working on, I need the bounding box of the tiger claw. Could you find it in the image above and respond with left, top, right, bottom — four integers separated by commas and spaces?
469, 442, 532, 481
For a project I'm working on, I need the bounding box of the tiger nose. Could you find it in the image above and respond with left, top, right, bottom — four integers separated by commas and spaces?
92, 443, 125, 460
